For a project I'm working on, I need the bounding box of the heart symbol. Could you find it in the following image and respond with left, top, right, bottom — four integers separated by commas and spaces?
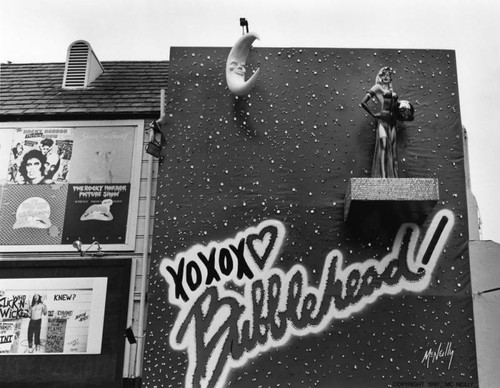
246, 225, 278, 270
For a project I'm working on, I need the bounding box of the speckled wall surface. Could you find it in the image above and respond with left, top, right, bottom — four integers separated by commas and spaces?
143, 47, 478, 388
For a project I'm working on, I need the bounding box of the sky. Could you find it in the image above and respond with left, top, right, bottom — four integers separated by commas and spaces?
1, 0, 500, 242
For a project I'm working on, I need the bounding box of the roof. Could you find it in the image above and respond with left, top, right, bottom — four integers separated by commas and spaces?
0, 61, 169, 119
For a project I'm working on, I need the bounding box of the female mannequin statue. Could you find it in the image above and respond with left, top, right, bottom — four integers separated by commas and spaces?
360, 67, 399, 178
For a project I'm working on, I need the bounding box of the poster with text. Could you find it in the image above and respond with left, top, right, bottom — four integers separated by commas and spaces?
0, 277, 107, 355
143, 47, 478, 388
6, 127, 73, 185
61, 183, 131, 244
0, 129, 15, 185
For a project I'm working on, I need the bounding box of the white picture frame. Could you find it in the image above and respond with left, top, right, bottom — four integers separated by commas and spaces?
0, 120, 144, 252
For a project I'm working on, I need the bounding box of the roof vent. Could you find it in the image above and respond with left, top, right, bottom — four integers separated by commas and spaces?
62, 40, 104, 89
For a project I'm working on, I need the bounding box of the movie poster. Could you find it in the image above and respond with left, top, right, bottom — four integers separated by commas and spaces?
66, 126, 135, 184
0, 130, 15, 185
0, 185, 68, 245
61, 183, 131, 244
0, 277, 107, 355
6, 127, 73, 185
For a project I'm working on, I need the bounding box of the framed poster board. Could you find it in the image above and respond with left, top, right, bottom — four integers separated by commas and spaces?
0, 277, 107, 355
0, 120, 144, 252
0, 258, 131, 388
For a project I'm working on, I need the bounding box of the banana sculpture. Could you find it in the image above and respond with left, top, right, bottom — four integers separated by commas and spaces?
226, 32, 260, 96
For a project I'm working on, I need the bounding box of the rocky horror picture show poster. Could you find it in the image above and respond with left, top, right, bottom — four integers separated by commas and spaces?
61, 184, 131, 245
5, 127, 73, 185
0, 184, 68, 246
0, 277, 107, 355
142, 47, 478, 388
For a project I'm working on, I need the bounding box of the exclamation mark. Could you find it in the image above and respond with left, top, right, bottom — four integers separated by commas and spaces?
421, 215, 450, 265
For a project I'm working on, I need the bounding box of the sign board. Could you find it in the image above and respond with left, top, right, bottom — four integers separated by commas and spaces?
0, 277, 107, 355
143, 47, 478, 387
0, 259, 130, 387
0, 120, 143, 251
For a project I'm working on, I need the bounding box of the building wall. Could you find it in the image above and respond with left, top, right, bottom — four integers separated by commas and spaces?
142, 47, 479, 388
470, 240, 500, 388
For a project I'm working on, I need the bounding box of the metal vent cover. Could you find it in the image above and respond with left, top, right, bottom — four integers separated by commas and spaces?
62, 41, 103, 89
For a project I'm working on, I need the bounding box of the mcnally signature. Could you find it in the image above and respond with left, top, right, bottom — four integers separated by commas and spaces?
421, 342, 454, 370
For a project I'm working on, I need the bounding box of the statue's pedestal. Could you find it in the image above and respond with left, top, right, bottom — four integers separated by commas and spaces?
344, 178, 439, 228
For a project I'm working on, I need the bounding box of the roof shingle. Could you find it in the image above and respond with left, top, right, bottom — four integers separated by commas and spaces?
0, 61, 169, 117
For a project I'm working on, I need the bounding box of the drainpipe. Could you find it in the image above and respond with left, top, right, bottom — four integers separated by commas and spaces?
123, 257, 137, 377
135, 89, 165, 379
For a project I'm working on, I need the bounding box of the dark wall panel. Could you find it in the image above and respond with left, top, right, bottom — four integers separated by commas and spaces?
144, 46, 477, 388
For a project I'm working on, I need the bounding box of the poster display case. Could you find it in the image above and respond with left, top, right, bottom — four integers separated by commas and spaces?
0, 277, 107, 355
0, 259, 130, 388
0, 120, 144, 252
